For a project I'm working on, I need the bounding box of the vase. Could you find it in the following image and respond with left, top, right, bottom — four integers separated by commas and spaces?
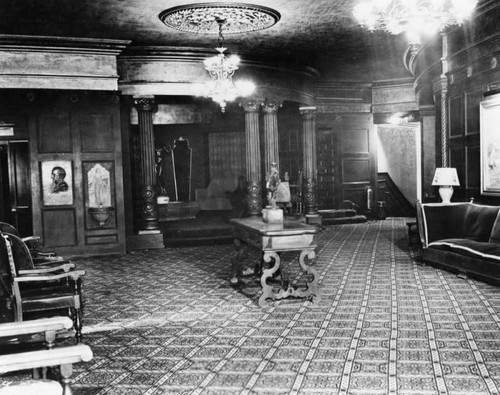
262, 207, 283, 224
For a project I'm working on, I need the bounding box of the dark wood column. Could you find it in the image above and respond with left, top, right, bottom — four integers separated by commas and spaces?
262, 99, 282, 172
300, 106, 321, 224
125, 96, 164, 250
241, 99, 263, 216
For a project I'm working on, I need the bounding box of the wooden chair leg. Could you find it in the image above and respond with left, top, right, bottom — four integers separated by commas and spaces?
60, 363, 74, 395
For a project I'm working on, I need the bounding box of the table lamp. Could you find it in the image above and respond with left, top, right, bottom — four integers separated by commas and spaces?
432, 167, 460, 203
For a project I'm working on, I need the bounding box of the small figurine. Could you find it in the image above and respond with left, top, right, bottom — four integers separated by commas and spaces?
265, 162, 280, 209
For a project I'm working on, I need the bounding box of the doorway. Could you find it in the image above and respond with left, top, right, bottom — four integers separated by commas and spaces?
0, 141, 32, 236
376, 123, 421, 214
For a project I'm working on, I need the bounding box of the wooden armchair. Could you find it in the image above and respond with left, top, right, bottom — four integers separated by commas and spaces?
0, 232, 85, 343
0, 317, 93, 395
0, 222, 62, 265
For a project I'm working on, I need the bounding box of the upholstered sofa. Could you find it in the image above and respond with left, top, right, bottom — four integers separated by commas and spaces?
416, 201, 500, 284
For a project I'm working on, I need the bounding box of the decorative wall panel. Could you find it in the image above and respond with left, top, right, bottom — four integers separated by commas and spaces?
466, 145, 480, 189
83, 161, 116, 230
80, 115, 114, 152
37, 114, 72, 153
466, 90, 482, 135
341, 129, 368, 153
208, 131, 246, 180
449, 96, 463, 138
42, 209, 77, 247
342, 159, 370, 183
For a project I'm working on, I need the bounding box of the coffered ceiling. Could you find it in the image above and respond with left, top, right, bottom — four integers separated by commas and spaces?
0, 1, 418, 81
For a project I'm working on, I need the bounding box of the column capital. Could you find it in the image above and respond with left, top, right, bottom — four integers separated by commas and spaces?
299, 106, 317, 120
134, 96, 156, 112
262, 99, 282, 114
239, 99, 262, 113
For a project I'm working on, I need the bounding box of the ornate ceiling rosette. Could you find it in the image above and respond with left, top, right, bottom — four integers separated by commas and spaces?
159, 3, 281, 34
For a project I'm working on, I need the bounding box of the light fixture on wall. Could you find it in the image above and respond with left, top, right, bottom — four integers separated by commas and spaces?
432, 167, 460, 203
201, 17, 255, 113
353, 0, 478, 53
159, 3, 280, 112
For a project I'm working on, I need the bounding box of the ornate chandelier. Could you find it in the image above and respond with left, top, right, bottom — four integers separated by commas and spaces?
202, 18, 255, 112
159, 3, 281, 112
353, 0, 478, 52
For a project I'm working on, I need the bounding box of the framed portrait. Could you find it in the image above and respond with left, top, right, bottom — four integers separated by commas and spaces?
41, 160, 73, 205
480, 94, 500, 195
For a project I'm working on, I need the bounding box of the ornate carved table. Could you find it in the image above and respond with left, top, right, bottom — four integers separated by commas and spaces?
230, 217, 320, 307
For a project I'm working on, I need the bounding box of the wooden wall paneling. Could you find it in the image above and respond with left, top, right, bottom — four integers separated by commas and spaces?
466, 90, 482, 135
341, 128, 369, 153
449, 143, 465, 201
342, 158, 370, 183
80, 114, 115, 153
42, 209, 77, 247
278, 125, 302, 184
342, 186, 366, 207
316, 129, 335, 209
449, 95, 463, 138
37, 113, 72, 153
208, 131, 246, 181
79, 104, 125, 253
466, 145, 480, 193
29, 92, 126, 256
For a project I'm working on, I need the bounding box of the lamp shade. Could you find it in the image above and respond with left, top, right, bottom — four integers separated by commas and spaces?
432, 167, 460, 186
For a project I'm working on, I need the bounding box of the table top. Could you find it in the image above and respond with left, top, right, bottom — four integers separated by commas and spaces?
230, 217, 318, 236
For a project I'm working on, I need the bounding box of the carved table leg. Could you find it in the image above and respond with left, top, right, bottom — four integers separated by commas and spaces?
258, 251, 280, 307
297, 249, 320, 303
230, 238, 248, 284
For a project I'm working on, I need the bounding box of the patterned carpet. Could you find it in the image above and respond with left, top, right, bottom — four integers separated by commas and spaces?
22, 219, 500, 394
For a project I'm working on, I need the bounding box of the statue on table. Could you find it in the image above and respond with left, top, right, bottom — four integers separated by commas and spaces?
265, 162, 291, 209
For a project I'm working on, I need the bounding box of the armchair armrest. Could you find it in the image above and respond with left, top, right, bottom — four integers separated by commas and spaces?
0, 344, 93, 373
18, 263, 75, 275
14, 270, 85, 283
21, 236, 41, 244
0, 317, 73, 338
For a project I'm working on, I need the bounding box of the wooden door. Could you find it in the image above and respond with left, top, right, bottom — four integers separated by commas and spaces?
0, 141, 32, 236
333, 119, 376, 212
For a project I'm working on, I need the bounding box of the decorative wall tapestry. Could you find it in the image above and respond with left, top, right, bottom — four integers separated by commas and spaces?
41, 160, 73, 206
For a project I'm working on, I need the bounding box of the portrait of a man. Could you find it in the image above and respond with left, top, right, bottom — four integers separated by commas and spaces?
42, 160, 73, 205
50, 166, 69, 194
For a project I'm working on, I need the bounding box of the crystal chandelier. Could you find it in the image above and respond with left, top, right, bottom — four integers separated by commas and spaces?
159, 4, 280, 112
353, 0, 478, 52
201, 18, 255, 112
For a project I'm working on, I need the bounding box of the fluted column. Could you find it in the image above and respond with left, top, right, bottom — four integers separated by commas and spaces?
134, 97, 160, 231
240, 99, 262, 216
300, 106, 320, 222
262, 99, 282, 172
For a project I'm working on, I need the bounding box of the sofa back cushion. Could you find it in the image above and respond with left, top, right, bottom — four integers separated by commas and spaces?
423, 204, 469, 243
463, 204, 499, 241
489, 210, 500, 244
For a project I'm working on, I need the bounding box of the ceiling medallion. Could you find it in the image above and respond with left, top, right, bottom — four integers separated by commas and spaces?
159, 3, 281, 34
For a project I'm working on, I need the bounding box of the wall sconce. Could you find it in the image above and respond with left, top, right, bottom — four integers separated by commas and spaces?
432, 167, 460, 203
